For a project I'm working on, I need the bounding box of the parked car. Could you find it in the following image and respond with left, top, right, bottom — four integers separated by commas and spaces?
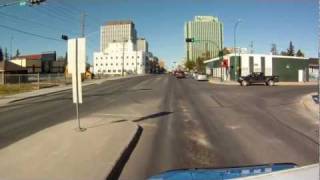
196, 74, 208, 81
238, 72, 279, 86
175, 71, 186, 79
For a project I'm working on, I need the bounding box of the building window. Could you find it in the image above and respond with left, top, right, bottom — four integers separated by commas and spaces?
116, 63, 118, 65
118, 69, 121, 72
106, 57, 108, 60
101, 64, 103, 66
96, 64, 98, 66
127, 56, 129, 59
111, 57, 113, 59
132, 63, 134, 65
126, 63, 129, 65
116, 56, 118, 59
100, 57, 103, 59
103, 70, 106, 72
108, 70, 111, 72
137, 56, 140, 58
106, 63, 108, 66
111, 63, 113, 66
132, 56, 134, 59
98, 70, 101, 72
113, 70, 116, 72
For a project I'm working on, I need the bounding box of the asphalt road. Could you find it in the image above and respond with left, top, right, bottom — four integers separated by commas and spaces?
0, 75, 317, 180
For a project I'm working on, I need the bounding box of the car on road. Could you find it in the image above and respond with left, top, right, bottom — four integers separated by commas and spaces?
196, 74, 208, 81
238, 72, 279, 86
175, 71, 186, 79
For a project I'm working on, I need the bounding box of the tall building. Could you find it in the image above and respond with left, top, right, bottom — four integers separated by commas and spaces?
100, 20, 137, 52
184, 16, 224, 61
136, 38, 148, 52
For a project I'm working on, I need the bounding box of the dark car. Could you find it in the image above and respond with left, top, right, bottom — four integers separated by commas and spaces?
238, 72, 279, 86
175, 71, 186, 79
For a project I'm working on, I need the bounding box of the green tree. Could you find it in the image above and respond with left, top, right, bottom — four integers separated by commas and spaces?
296, 49, 304, 57
15, 49, 20, 57
195, 57, 205, 74
280, 51, 287, 56
287, 41, 295, 56
271, 44, 278, 55
184, 60, 196, 71
0, 47, 3, 61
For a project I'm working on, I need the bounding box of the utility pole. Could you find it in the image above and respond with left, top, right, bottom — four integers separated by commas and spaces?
80, 12, 86, 37
122, 40, 125, 76
234, 19, 242, 81
250, 41, 254, 54
10, 36, 13, 59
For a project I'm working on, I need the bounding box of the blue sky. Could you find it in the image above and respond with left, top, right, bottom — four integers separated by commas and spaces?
0, 0, 317, 68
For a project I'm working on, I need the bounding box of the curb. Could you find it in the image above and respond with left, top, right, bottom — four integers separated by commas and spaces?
208, 80, 238, 86
106, 124, 143, 180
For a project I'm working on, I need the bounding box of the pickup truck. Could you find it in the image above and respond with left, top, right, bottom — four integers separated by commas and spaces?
238, 72, 279, 86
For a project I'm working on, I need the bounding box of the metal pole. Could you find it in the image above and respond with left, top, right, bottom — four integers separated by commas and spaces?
10, 36, 13, 59
136, 50, 138, 74
234, 19, 241, 81
80, 12, 86, 38
122, 40, 125, 76
75, 39, 82, 131
37, 73, 40, 89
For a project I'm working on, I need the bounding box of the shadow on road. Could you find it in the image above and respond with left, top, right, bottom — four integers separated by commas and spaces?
132, 111, 172, 122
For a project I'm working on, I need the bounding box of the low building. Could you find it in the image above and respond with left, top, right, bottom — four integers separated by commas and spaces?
308, 58, 318, 81
204, 53, 310, 82
93, 41, 147, 75
10, 52, 65, 74
0, 61, 28, 84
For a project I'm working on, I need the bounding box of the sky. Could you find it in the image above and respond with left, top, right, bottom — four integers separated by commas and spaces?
0, 0, 317, 68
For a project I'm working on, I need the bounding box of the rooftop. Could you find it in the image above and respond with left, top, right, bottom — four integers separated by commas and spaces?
106, 20, 134, 26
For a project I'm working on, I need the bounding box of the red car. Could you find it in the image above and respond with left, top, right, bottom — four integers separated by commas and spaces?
175, 71, 185, 79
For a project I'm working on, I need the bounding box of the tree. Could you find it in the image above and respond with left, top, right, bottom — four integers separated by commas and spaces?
271, 44, 278, 55
222, 48, 231, 56
287, 41, 295, 56
184, 60, 196, 71
15, 49, 20, 57
296, 49, 304, 57
280, 51, 287, 56
195, 57, 205, 74
4, 48, 8, 61
0, 47, 3, 61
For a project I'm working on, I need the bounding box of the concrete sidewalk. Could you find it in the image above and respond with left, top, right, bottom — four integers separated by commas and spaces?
0, 116, 141, 180
0, 75, 143, 107
301, 92, 318, 117
209, 79, 318, 86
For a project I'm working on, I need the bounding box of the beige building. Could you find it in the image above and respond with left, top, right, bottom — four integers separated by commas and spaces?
136, 38, 148, 52
100, 20, 137, 52
11, 58, 41, 73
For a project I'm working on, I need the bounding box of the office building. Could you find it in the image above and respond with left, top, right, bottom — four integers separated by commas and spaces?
184, 16, 224, 61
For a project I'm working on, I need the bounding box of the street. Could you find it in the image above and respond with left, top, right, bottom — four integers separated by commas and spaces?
0, 75, 318, 180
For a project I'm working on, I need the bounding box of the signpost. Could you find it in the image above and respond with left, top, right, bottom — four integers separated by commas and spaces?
68, 38, 86, 131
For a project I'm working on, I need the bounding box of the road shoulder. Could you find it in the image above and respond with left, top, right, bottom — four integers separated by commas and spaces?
0, 116, 141, 180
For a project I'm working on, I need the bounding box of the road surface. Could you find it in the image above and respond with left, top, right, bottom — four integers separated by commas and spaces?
0, 75, 317, 180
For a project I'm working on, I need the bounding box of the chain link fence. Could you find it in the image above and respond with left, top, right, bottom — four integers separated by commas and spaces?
1, 73, 71, 89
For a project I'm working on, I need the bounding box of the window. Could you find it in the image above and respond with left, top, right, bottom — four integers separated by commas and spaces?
111, 57, 113, 59
103, 70, 106, 72
137, 63, 139, 65
137, 56, 140, 58
100, 57, 103, 59
96, 64, 98, 66
111, 63, 113, 66
118, 69, 121, 72
132, 63, 134, 65
101, 64, 103, 66
98, 70, 101, 72
127, 63, 129, 65
132, 56, 134, 59
108, 70, 111, 72
116, 56, 118, 59
116, 63, 118, 65
106, 63, 108, 66
113, 70, 116, 72
127, 56, 129, 59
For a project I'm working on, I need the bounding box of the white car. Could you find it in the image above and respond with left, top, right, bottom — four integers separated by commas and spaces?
196, 74, 208, 81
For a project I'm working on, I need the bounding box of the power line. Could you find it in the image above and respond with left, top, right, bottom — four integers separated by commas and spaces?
0, 24, 62, 42
0, 10, 78, 35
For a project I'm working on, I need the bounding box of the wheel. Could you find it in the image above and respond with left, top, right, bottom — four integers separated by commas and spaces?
268, 80, 275, 86
241, 80, 248, 86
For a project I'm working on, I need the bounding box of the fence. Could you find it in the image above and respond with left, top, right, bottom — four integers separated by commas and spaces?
1, 73, 70, 89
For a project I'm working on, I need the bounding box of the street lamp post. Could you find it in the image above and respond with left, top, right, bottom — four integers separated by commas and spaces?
234, 19, 242, 81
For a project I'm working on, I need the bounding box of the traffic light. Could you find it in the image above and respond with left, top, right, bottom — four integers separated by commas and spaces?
29, 0, 46, 5
185, 38, 195, 43
61, 35, 68, 41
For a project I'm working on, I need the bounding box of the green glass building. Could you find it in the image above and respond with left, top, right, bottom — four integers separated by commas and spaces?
184, 16, 224, 61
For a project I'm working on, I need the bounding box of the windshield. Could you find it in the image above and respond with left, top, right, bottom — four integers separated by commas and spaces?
0, 1, 318, 180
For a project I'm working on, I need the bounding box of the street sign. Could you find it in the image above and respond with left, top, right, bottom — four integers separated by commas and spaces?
67, 37, 86, 131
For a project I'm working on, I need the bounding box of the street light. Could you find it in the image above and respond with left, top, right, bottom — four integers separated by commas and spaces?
233, 19, 242, 81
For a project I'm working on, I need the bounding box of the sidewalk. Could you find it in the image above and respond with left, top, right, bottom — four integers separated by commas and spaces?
301, 92, 318, 116
0, 116, 141, 180
209, 79, 318, 86
0, 75, 142, 107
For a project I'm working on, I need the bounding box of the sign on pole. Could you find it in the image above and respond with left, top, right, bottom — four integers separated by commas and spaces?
67, 37, 86, 131
68, 38, 86, 104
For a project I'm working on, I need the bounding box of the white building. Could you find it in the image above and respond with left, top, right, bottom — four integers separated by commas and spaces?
93, 41, 146, 75
136, 38, 148, 52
